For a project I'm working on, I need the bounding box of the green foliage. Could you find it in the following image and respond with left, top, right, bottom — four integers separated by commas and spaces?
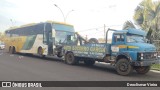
151, 64, 160, 71
122, 20, 136, 30
134, 0, 160, 40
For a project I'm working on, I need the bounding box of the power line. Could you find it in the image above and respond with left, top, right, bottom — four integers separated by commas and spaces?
77, 24, 122, 32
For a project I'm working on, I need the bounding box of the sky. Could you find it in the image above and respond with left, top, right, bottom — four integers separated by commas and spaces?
0, 0, 143, 38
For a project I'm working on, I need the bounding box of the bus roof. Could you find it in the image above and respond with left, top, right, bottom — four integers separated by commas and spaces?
6, 21, 73, 31
46, 20, 73, 26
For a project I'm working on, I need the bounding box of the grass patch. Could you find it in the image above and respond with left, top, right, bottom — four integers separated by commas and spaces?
151, 64, 160, 71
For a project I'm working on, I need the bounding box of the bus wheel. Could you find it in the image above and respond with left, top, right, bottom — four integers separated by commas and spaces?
84, 60, 95, 66
9, 47, 12, 53
11, 47, 16, 54
65, 52, 77, 65
9, 47, 15, 54
134, 66, 150, 74
116, 58, 133, 76
38, 47, 45, 58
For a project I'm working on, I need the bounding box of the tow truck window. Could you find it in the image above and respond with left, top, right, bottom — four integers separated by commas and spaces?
114, 34, 124, 42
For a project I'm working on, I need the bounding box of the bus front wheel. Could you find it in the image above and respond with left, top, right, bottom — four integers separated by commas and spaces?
38, 47, 45, 58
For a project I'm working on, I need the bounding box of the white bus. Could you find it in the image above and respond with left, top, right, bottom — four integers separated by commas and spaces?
5, 21, 76, 57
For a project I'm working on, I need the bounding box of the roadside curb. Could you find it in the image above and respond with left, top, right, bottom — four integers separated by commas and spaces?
150, 70, 160, 73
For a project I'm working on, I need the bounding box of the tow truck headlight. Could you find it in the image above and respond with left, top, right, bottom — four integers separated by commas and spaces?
137, 53, 144, 60
141, 53, 143, 57
141, 57, 143, 59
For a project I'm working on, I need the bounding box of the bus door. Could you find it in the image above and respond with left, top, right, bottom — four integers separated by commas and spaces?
43, 23, 54, 55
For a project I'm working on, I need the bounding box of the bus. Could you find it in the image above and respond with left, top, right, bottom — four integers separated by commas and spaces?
4, 21, 76, 57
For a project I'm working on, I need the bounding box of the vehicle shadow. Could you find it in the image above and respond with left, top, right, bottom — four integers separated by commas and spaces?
5, 51, 159, 77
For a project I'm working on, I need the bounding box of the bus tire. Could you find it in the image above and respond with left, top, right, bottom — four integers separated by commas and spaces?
116, 58, 133, 76
84, 60, 95, 66
12, 47, 16, 54
9, 46, 12, 53
134, 66, 150, 74
65, 52, 77, 65
38, 47, 45, 58
9, 46, 16, 54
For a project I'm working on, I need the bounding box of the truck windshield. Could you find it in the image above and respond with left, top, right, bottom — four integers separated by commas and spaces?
127, 35, 145, 43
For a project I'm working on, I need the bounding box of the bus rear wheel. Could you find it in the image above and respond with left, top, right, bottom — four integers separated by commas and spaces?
9, 47, 16, 54
9, 47, 12, 53
134, 66, 150, 74
65, 52, 77, 65
116, 58, 133, 76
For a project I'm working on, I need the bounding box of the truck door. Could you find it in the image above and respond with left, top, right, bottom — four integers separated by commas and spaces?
111, 34, 126, 54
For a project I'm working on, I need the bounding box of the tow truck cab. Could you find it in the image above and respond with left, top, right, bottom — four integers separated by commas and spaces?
110, 28, 159, 75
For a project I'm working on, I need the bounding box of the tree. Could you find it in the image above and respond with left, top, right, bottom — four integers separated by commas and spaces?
122, 20, 136, 30
133, 0, 160, 40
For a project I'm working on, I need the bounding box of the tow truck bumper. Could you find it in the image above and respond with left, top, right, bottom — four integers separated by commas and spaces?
132, 59, 160, 66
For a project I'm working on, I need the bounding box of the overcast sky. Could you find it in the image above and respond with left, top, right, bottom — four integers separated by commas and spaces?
0, 0, 143, 38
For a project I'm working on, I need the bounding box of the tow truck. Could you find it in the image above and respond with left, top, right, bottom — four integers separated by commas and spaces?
62, 28, 160, 75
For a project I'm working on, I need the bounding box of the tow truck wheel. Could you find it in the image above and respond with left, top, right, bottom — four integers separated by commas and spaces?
84, 60, 95, 66
134, 66, 150, 74
65, 52, 77, 65
116, 58, 133, 76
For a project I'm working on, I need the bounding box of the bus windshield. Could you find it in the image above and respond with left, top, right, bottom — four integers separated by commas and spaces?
127, 34, 145, 43
52, 23, 74, 32
52, 23, 76, 45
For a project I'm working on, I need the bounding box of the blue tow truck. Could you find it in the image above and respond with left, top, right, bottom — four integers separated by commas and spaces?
63, 28, 160, 75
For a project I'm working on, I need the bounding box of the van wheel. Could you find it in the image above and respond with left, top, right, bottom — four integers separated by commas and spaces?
134, 66, 150, 74
116, 58, 133, 75
84, 60, 95, 66
65, 52, 77, 65
38, 47, 45, 58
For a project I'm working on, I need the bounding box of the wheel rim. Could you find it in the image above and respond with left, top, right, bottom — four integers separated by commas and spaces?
67, 53, 73, 63
119, 62, 129, 72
